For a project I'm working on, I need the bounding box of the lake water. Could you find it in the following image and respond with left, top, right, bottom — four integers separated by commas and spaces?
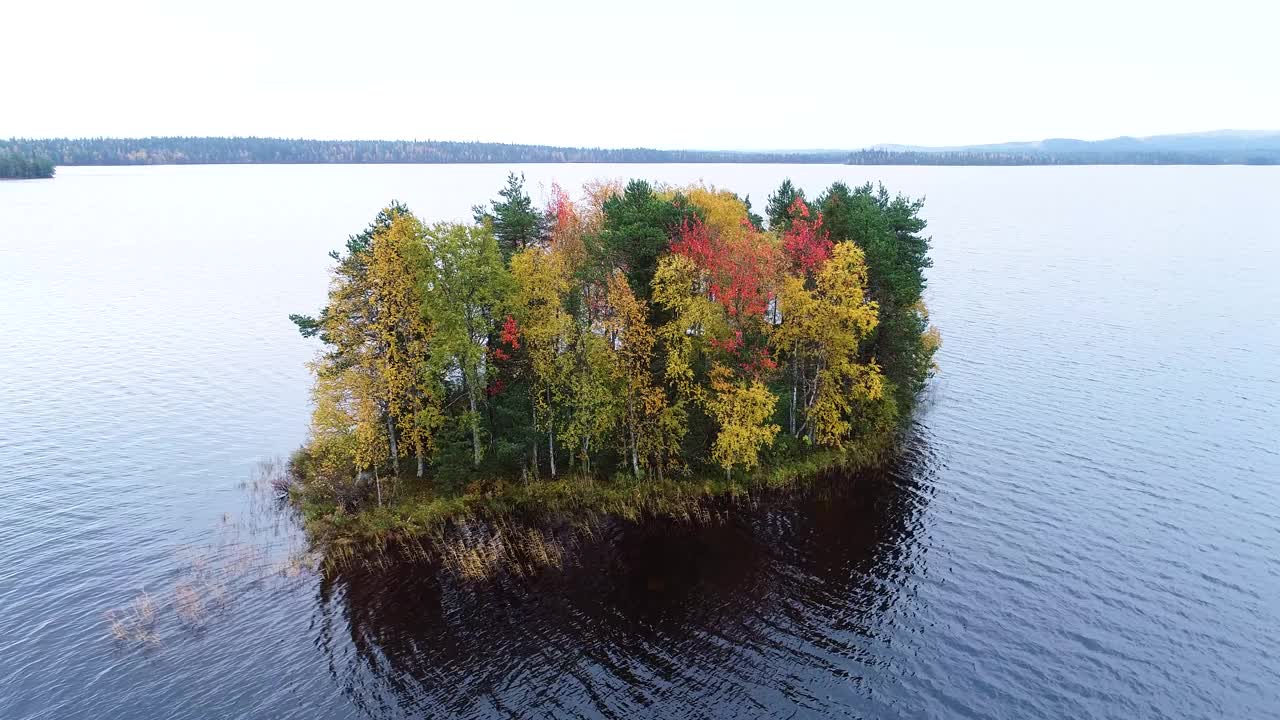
1, 164, 1278, 719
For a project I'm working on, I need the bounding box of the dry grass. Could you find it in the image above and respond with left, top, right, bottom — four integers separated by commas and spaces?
105, 591, 159, 645
440, 532, 506, 581
434, 519, 573, 581
295, 433, 898, 574
173, 583, 205, 627
105, 456, 316, 645
201, 579, 230, 610
278, 549, 320, 578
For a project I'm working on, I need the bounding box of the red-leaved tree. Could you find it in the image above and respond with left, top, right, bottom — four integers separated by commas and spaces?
781, 198, 832, 276
671, 217, 781, 319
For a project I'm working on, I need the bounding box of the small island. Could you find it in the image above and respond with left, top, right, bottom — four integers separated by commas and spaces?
289, 176, 939, 562
0, 150, 55, 179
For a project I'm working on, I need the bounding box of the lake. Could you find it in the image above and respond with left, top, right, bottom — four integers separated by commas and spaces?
1, 164, 1277, 719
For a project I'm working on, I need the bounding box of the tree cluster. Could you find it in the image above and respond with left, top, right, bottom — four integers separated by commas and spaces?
291, 176, 938, 503
0, 151, 54, 179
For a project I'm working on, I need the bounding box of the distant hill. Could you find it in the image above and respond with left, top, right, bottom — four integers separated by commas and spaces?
868, 130, 1280, 162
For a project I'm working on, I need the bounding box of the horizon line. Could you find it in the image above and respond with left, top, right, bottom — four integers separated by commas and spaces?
7, 129, 1280, 154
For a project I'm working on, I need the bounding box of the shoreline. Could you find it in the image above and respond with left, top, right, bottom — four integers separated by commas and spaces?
30, 159, 1280, 170
293, 429, 897, 568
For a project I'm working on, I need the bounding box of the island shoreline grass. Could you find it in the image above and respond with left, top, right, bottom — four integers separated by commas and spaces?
291, 428, 898, 571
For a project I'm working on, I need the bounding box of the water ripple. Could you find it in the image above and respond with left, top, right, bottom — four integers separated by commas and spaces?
2, 165, 1278, 719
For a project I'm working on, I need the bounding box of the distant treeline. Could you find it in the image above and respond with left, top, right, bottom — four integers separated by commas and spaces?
3, 137, 850, 166
7, 138, 1278, 168
0, 151, 55, 178
848, 149, 1280, 166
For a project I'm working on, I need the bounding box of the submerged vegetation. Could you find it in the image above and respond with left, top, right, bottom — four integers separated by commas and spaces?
104, 459, 317, 645
289, 176, 938, 556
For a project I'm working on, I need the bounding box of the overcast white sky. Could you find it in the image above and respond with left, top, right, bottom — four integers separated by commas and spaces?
4, 0, 1276, 149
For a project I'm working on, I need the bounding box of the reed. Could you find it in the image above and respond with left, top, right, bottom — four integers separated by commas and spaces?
105, 591, 159, 645
295, 429, 896, 574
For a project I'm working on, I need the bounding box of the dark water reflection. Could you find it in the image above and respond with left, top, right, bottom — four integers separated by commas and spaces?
320, 436, 938, 718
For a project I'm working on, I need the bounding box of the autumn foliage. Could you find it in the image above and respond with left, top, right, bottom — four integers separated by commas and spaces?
671, 217, 782, 319
781, 198, 833, 275
291, 175, 938, 508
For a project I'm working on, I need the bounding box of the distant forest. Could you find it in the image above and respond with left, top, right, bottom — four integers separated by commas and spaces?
3, 138, 850, 166
5, 138, 1278, 168
0, 151, 55, 178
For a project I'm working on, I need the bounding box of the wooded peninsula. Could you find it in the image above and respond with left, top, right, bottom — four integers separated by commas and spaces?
289, 176, 939, 553
0, 151, 55, 179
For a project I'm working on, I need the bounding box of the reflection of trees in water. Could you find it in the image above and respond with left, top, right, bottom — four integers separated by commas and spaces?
316, 432, 940, 718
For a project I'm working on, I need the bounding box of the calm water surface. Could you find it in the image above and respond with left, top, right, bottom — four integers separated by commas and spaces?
1, 165, 1277, 719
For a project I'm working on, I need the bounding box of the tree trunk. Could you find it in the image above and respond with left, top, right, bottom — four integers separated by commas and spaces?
790, 359, 798, 437
385, 413, 398, 473
547, 387, 557, 478
630, 427, 640, 479
627, 400, 640, 478
549, 427, 556, 476
486, 394, 497, 447
468, 382, 481, 468
416, 448, 424, 478
531, 406, 540, 478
